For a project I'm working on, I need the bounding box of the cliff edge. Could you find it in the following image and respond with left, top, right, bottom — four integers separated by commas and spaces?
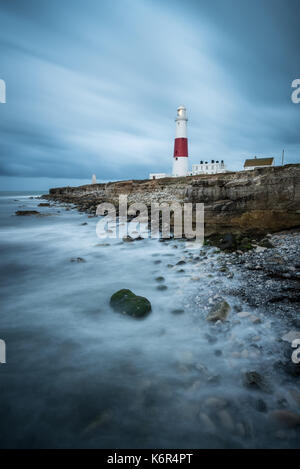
46, 164, 300, 236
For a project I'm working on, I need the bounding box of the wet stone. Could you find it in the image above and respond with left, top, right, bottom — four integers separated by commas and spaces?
155, 276, 165, 283
243, 371, 271, 393
70, 257, 86, 263
156, 285, 168, 291
171, 309, 185, 315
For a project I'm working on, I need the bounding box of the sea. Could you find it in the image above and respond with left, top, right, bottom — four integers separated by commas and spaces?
0, 191, 299, 448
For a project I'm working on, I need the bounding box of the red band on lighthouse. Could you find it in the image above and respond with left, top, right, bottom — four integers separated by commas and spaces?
174, 138, 188, 157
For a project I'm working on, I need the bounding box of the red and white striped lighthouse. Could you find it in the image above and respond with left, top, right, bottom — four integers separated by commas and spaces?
172, 105, 189, 177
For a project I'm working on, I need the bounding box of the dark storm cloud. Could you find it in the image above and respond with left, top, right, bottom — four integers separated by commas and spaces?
0, 0, 299, 189
174, 0, 300, 101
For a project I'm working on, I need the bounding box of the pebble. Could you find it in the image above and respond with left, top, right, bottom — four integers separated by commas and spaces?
255, 246, 267, 253
237, 311, 251, 319
156, 285, 167, 291
250, 315, 262, 324
252, 336, 261, 342
155, 276, 165, 282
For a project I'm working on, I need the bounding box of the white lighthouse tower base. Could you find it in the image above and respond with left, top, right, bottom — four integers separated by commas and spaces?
172, 157, 189, 177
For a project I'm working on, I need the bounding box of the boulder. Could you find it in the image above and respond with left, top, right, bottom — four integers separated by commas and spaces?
110, 289, 151, 319
206, 300, 230, 322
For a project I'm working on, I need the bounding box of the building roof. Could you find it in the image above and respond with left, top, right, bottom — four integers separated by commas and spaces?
244, 157, 274, 168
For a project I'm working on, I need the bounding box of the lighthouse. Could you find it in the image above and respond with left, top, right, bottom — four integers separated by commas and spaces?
148, 105, 190, 180
172, 105, 189, 177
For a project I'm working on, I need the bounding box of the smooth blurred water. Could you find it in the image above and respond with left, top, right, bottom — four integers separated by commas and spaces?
0, 192, 299, 448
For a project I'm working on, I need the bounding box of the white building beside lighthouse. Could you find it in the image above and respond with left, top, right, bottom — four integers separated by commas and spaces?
192, 160, 227, 175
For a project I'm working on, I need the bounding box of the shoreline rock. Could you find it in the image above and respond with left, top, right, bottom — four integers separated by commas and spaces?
15, 210, 40, 216
110, 289, 152, 319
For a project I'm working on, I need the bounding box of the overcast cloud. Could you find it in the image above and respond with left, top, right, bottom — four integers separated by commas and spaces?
0, 0, 299, 190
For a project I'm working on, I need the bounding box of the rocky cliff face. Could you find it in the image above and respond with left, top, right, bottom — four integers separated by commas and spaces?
46, 164, 300, 236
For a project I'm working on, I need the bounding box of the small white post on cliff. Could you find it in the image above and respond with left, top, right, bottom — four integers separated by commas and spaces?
92, 174, 97, 185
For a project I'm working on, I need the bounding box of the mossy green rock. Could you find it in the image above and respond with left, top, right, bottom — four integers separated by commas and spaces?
110, 289, 151, 319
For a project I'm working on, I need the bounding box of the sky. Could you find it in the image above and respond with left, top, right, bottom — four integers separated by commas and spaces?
0, 0, 299, 190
